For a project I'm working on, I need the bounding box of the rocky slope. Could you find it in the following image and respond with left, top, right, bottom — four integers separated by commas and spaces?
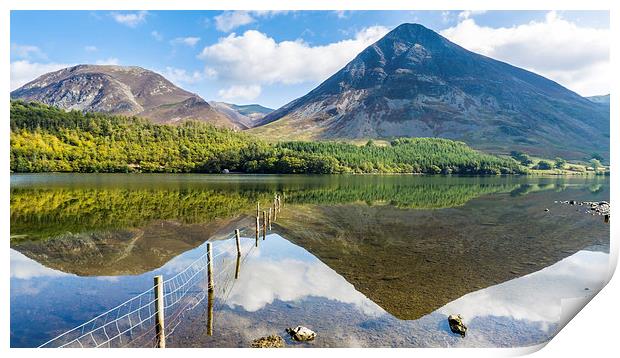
255, 23, 609, 159
11, 65, 239, 128
208, 101, 273, 129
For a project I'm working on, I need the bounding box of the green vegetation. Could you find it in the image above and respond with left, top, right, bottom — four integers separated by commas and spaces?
285, 183, 519, 209
10, 187, 271, 241
510, 151, 533, 166
511, 149, 609, 176
534, 160, 554, 170
10, 101, 524, 175
15, 175, 585, 242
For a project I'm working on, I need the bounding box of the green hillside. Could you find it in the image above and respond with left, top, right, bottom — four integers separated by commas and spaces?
10, 101, 524, 175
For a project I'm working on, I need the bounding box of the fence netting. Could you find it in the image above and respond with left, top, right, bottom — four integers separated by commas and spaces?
39, 234, 256, 348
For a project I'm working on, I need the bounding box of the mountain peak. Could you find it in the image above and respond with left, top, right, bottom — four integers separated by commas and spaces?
386, 23, 443, 42
255, 23, 609, 159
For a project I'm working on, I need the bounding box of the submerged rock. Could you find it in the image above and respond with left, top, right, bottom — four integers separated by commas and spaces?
559, 200, 610, 219
448, 314, 467, 337
286, 326, 316, 341
251, 335, 285, 348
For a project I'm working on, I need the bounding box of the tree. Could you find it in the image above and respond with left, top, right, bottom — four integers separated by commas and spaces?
429, 165, 442, 174
590, 159, 602, 170
535, 160, 553, 170
554, 157, 566, 169
510, 151, 533, 166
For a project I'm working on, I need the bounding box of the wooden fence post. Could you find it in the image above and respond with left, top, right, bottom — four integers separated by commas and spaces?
256, 202, 260, 218
255, 216, 259, 247
268, 208, 272, 230
262, 210, 267, 240
234, 254, 241, 280
207, 289, 214, 336
235, 229, 241, 257
256, 215, 260, 247
207, 243, 214, 291
154, 275, 166, 348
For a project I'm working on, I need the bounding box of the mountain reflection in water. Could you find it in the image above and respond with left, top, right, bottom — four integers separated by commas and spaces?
10, 234, 609, 348
10, 174, 610, 347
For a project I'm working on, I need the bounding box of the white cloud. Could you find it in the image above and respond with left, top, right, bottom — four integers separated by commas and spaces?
214, 11, 290, 32
162, 66, 213, 86
224, 256, 383, 316
11, 44, 46, 60
170, 36, 201, 47
458, 10, 487, 20
438, 250, 608, 332
110, 11, 148, 27
441, 11, 453, 24
218, 84, 262, 101
440, 11, 609, 96
151, 30, 164, 41
214, 11, 255, 32
95, 58, 120, 65
11, 249, 69, 279
334, 10, 348, 19
10, 60, 71, 90
198, 26, 389, 86
84, 45, 98, 52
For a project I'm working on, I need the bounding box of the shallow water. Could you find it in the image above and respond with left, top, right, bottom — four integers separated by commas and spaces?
10, 174, 610, 347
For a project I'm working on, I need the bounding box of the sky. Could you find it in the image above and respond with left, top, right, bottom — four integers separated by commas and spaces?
10, 10, 610, 109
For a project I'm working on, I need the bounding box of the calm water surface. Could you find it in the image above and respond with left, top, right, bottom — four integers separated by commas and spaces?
10, 174, 610, 348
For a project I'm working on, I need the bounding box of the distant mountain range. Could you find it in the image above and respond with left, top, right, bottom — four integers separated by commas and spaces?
11, 23, 609, 159
208, 101, 273, 129
254, 23, 609, 159
10, 65, 248, 129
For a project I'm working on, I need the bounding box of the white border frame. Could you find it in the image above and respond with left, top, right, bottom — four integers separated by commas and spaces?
2, 1, 617, 357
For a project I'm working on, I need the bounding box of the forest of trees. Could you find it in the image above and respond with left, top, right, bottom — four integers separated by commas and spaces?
10, 101, 525, 175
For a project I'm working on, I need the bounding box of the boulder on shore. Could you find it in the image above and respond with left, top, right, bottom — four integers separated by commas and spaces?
448, 314, 467, 337
286, 326, 316, 341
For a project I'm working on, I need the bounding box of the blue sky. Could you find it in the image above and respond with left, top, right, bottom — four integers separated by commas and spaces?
10, 10, 609, 108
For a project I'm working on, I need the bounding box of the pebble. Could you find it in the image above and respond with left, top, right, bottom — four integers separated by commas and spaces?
251, 335, 285, 348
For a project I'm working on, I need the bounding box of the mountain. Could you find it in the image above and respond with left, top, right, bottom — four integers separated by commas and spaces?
587, 94, 610, 105
255, 23, 609, 159
10, 64, 239, 129
208, 101, 273, 129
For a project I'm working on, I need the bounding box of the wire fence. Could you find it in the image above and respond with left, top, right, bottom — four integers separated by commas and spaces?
38, 235, 255, 348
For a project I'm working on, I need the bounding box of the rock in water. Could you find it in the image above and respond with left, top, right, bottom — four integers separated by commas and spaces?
286, 326, 316, 341
448, 314, 467, 337
251, 335, 285, 348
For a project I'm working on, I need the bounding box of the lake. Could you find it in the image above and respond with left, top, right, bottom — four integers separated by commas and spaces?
10, 174, 610, 348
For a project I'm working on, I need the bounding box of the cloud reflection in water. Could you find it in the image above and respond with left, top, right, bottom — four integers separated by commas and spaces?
437, 250, 608, 331
221, 234, 385, 316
